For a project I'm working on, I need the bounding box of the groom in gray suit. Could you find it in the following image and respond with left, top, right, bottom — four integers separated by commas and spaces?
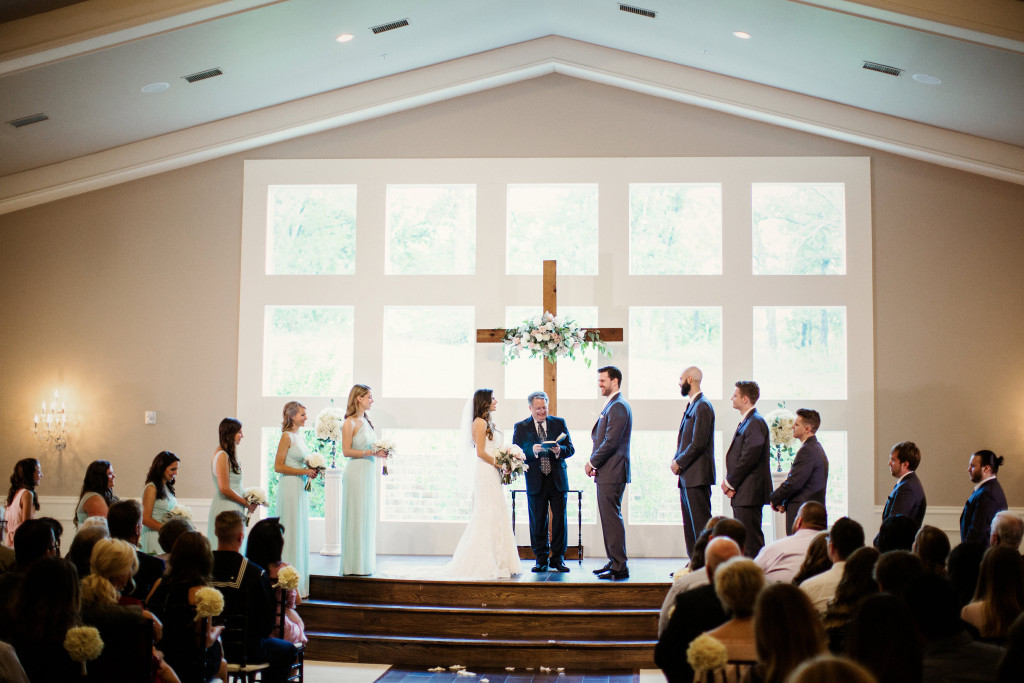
586, 365, 632, 580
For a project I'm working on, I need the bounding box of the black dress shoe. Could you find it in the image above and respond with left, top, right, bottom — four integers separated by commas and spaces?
531, 563, 549, 573
592, 562, 613, 575
597, 568, 629, 581
549, 562, 570, 573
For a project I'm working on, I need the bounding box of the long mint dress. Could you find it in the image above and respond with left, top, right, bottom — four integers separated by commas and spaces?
275, 431, 310, 596
342, 420, 379, 576
207, 450, 244, 543
140, 482, 177, 555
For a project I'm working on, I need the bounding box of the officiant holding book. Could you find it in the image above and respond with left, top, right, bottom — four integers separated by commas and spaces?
513, 391, 575, 573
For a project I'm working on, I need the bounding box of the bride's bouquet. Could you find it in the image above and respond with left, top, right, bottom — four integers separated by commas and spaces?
494, 444, 528, 485
371, 438, 396, 476
304, 453, 326, 492
242, 487, 268, 526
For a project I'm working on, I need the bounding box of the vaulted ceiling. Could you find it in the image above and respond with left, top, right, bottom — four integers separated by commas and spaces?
1, 0, 1022, 214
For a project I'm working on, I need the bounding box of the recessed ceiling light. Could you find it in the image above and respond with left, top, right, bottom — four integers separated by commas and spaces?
336, 33, 354, 43
140, 82, 170, 93
912, 73, 942, 85
733, 31, 751, 39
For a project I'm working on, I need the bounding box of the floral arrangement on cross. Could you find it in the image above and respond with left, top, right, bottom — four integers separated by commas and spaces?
502, 312, 609, 367
764, 401, 800, 472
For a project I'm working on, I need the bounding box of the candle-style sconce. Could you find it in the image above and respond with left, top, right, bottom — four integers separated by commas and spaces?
34, 390, 70, 454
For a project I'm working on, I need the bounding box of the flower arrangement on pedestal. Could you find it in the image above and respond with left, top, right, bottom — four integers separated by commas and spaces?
313, 403, 345, 467
502, 312, 609, 367
764, 402, 800, 472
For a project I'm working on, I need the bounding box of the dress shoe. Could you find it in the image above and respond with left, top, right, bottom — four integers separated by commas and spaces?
549, 562, 570, 573
531, 563, 549, 573
592, 562, 613, 575
597, 568, 629, 581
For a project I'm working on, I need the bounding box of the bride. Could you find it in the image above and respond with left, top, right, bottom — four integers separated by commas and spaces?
439, 388, 522, 580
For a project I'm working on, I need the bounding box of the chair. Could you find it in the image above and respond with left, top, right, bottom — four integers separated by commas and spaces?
277, 588, 303, 683
221, 607, 270, 683
85, 613, 154, 682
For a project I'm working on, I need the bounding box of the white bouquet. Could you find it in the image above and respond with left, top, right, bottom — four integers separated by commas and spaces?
314, 406, 345, 442
164, 505, 193, 522
304, 452, 327, 492
242, 487, 268, 525
64, 626, 104, 675
687, 633, 728, 674
275, 565, 300, 591
371, 438, 396, 476
194, 586, 225, 620
764, 403, 799, 472
502, 311, 609, 368
494, 444, 528, 485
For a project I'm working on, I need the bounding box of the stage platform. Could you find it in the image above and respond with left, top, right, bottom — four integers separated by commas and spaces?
300, 555, 674, 670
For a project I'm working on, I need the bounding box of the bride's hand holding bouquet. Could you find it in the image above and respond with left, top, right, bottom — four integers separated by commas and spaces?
494, 444, 528, 485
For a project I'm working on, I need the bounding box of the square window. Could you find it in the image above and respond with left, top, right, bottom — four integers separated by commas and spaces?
629, 307, 723, 400
263, 306, 354, 396
506, 185, 598, 275
753, 307, 847, 399
382, 307, 474, 398
267, 186, 356, 274
380, 429, 471, 521
752, 184, 846, 275
630, 184, 722, 275
386, 185, 476, 274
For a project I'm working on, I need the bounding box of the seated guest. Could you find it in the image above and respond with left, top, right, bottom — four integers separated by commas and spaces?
674, 515, 726, 576
749, 583, 827, 683
755, 501, 827, 583
801, 517, 864, 613
788, 655, 877, 683
822, 546, 880, 653
147, 531, 227, 682
212, 510, 297, 682
961, 545, 1024, 643
0, 518, 60, 640
903, 572, 1004, 682
999, 613, 1024, 683
703, 557, 765, 669
874, 514, 918, 553
912, 525, 951, 576
0, 641, 28, 683
872, 551, 923, 595
946, 542, 985, 608
245, 518, 307, 645
792, 531, 831, 586
845, 593, 922, 683
659, 518, 746, 634
107, 499, 166, 601
11, 557, 83, 681
655, 537, 742, 683
157, 517, 194, 563
990, 511, 1024, 552
66, 522, 110, 578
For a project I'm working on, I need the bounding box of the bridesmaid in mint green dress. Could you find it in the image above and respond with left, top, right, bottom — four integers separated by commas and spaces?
141, 451, 180, 555
274, 401, 319, 597
208, 417, 258, 544
341, 384, 387, 576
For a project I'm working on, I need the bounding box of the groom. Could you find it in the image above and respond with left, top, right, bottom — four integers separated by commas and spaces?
512, 391, 575, 573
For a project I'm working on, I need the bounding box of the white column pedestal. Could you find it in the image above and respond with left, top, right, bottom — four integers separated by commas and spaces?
320, 467, 343, 556
769, 470, 789, 543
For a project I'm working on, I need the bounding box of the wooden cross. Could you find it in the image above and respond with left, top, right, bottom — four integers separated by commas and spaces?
476, 260, 624, 415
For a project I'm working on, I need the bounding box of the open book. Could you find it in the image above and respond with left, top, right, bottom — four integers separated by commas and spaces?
541, 432, 567, 455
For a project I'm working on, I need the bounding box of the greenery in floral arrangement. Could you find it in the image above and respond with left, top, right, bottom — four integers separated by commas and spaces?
764, 402, 800, 472
503, 312, 609, 367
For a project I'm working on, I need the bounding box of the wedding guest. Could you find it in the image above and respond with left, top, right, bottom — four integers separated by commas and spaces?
0, 519, 61, 641
4, 458, 41, 547
66, 522, 110, 578
946, 541, 985, 608
990, 510, 1024, 551
788, 655, 877, 683
40, 516, 64, 551
11, 557, 83, 681
749, 582, 827, 683
157, 517, 194, 563
141, 451, 180, 555
273, 401, 317, 597
998, 613, 1024, 683
912, 524, 951, 576
75, 460, 117, 527
801, 517, 864, 613
792, 531, 831, 586
703, 557, 765, 669
822, 546, 880, 653
245, 518, 307, 645
207, 417, 257, 544
874, 514, 917, 552
872, 550, 923, 595
961, 544, 1024, 642
341, 384, 384, 576
146, 531, 227, 682
0, 642, 28, 683
108, 499, 166, 602
845, 594, 922, 683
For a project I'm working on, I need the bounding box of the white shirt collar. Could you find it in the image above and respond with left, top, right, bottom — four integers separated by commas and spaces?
896, 471, 911, 484
689, 391, 703, 403
974, 475, 996, 491
602, 391, 621, 412
740, 406, 755, 421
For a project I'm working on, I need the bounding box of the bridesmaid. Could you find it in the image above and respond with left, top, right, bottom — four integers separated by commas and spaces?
274, 401, 318, 597
341, 384, 385, 576
75, 460, 117, 528
207, 417, 257, 542
4, 458, 41, 547
141, 451, 180, 554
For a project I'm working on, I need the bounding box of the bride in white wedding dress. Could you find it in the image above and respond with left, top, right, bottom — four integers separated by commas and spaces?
438, 388, 522, 580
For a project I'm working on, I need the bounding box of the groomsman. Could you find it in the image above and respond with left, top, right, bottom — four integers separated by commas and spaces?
768, 409, 829, 536
721, 380, 771, 558
961, 450, 1008, 546
512, 391, 575, 573
586, 366, 632, 580
670, 366, 715, 558
878, 441, 927, 544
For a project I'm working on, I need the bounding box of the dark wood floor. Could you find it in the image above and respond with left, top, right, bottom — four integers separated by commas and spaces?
376, 668, 637, 682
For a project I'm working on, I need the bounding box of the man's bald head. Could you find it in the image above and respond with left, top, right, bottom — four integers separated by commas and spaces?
679, 367, 704, 397
705, 537, 742, 581
683, 366, 703, 382
795, 502, 828, 531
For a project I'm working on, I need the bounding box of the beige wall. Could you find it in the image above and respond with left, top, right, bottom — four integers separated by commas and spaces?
2, 73, 1023, 513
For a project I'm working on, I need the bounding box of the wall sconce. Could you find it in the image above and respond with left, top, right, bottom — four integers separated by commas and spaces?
34, 389, 70, 454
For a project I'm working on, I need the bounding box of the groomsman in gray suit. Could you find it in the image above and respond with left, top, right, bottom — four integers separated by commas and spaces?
670, 366, 715, 558
586, 366, 632, 580
722, 380, 772, 558
768, 409, 829, 536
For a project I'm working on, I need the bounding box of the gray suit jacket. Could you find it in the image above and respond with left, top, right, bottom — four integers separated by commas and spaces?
768, 435, 828, 508
590, 393, 632, 484
725, 409, 771, 506
675, 393, 715, 488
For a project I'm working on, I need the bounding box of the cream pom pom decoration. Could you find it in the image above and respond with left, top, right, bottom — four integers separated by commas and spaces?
275, 565, 300, 591
194, 586, 225, 621
686, 633, 728, 674
64, 626, 104, 675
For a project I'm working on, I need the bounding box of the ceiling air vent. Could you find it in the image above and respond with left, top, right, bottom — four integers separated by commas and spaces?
7, 113, 49, 128
619, 4, 656, 18
183, 67, 223, 84
862, 61, 903, 77
371, 18, 410, 34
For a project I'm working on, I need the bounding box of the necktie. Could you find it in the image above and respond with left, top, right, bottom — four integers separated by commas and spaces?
537, 421, 547, 439
538, 422, 551, 475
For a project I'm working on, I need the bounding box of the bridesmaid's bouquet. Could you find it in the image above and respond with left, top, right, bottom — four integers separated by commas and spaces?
494, 444, 528, 485
242, 487, 268, 525
304, 453, 326, 492
371, 438, 396, 476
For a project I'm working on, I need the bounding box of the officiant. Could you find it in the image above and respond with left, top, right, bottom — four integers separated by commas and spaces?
512, 390, 575, 573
